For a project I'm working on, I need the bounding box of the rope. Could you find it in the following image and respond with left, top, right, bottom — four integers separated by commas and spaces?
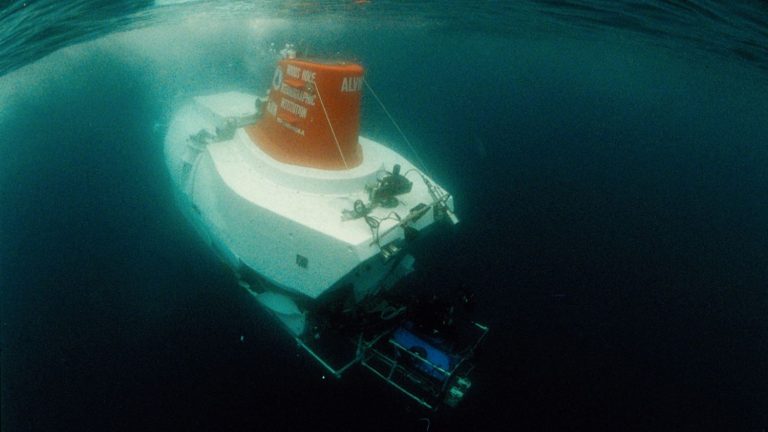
363, 79, 431, 178
314, 83, 349, 169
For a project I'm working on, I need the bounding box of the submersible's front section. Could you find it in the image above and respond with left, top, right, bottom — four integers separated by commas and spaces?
164, 53, 487, 410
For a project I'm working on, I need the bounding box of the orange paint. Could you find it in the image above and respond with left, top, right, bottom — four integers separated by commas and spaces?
247, 59, 365, 170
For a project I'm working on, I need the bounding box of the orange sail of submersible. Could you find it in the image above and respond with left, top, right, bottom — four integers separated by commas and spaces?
248, 57, 364, 170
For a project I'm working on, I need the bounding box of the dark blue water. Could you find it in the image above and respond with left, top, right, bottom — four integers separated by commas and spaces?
2, 1, 767, 431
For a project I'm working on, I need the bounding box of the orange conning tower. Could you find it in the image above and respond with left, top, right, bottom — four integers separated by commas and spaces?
247, 59, 365, 170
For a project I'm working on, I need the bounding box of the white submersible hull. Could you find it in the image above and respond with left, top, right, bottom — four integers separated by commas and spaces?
164, 52, 487, 410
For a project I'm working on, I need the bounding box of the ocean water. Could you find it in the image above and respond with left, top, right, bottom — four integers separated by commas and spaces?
1, 1, 768, 431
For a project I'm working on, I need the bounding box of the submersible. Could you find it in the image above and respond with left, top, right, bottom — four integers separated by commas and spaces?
164, 46, 487, 410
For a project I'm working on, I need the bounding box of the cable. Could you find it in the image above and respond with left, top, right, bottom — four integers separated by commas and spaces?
315, 83, 349, 169
363, 78, 431, 178
407, 169, 450, 206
